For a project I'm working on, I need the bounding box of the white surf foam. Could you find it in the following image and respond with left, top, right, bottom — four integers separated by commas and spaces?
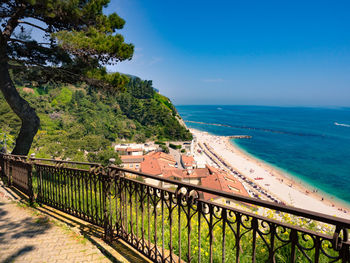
334, 122, 350, 127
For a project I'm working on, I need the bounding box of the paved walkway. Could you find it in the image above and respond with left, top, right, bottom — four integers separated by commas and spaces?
0, 182, 149, 263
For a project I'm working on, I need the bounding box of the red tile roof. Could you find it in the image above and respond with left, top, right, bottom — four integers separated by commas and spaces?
182, 168, 210, 178
201, 166, 248, 200
181, 155, 195, 167
120, 155, 144, 163
147, 151, 176, 164
141, 152, 178, 177
141, 156, 162, 175
162, 168, 184, 179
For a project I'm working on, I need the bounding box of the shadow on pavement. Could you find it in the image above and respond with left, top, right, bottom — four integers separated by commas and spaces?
35, 205, 149, 263
1, 245, 35, 263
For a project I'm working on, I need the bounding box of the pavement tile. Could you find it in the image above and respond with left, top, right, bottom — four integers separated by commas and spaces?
0, 181, 151, 263
0, 198, 110, 263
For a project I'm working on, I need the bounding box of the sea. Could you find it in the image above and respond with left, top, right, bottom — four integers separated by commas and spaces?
176, 105, 350, 206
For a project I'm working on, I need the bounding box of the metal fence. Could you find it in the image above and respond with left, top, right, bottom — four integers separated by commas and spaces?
34, 161, 107, 226
1, 154, 33, 202
0, 153, 349, 262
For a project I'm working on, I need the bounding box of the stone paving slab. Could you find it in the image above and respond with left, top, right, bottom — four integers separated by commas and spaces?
0, 180, 151, 263
0, 198, 111, 263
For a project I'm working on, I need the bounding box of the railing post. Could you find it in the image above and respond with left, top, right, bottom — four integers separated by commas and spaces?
8, 159, 12, 187
0, 154, 4, 179
103, 168, 113, 242
27, 162, 34, 205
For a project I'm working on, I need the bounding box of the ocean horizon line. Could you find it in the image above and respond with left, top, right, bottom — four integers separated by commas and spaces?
177, 105, 350, 207
175, 104, 350, 109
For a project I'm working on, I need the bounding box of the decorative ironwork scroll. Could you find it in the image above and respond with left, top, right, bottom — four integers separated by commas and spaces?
0, 154, 349, 263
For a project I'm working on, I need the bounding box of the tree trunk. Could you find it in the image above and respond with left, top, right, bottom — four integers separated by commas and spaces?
0, 49, 40, 155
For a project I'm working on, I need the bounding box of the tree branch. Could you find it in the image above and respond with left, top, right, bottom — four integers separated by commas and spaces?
37, 42, 52, 45
8, 61, 111, 91
18, 20, 48, 32
9, 38, 51, 46
9, 38, 28, 44
2, 3, 27, 40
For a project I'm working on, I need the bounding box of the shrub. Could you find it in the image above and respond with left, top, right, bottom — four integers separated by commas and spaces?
169, 143, 181, 149
160, 145, 169, 153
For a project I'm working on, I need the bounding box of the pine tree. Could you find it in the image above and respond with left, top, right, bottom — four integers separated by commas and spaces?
0, 0, 134, 154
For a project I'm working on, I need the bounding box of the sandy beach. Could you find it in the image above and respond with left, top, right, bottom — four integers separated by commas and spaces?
190, 128, 350, 220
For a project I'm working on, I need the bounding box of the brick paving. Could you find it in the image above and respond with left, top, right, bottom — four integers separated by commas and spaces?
0, 191, 113, 263
0, 175, 122, 263
0, 179, 151, 263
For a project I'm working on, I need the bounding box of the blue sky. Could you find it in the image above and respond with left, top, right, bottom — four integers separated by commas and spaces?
106, 0, 350, 106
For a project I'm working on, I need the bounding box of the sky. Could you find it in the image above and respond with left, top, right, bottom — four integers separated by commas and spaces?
107, 0, 350, 106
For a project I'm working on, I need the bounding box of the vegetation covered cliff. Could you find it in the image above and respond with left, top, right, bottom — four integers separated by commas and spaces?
0, 75, 192, 163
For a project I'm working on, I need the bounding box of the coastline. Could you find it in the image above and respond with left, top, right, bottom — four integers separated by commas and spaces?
230, 138, 350, 208
190, 128, 350, 219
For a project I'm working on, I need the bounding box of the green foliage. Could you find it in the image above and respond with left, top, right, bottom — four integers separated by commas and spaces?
87, 147, 121, 166
85, 68, 130, 93
116, 91, 192, 141
154, 93, 177, 116
3, 0, 134, 92
112, 191, 339, 263
181, 149, 186, 153
169, 143, 181, 149
127, 77, 154, 99
0, 79, 191, 161
160, 145, 169, 153
155, 141, 166, 145
1, 0, 138, 155
51, 87, 73, 107
0, 93, 21, 137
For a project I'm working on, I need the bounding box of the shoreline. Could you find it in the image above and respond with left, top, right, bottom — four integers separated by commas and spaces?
228, 137, 350, 209
190, 128, 350, 219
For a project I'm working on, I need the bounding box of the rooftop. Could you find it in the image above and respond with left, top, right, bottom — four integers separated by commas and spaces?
116, 147, 143, 152
146, 151, 176, 164
201, 166, 249, 200
120, 155, 144, 163
182, 167, 210, 178
162, 168, 184, 179
141, 156, 162, 175
181, 155, 195, 167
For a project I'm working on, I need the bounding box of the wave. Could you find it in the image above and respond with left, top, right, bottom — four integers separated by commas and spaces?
334, 122, 350, 127
185, 120, 325, 138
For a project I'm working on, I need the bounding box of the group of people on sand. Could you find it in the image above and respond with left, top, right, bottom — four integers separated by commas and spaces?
200, 140, 281, 204
196, 131, 350, 217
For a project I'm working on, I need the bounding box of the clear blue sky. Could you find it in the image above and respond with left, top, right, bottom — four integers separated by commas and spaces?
106, 0, 350, 106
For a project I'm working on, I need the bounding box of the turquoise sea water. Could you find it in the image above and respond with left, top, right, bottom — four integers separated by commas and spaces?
176, 105, 350, 205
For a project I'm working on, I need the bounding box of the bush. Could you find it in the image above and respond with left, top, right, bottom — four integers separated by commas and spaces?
181, 149, 186, 153
169, 143, 181, 149
87, 147, 121, 166
160, 145, 169, 153
155, 141, 166, 145
51, 87, 72, 107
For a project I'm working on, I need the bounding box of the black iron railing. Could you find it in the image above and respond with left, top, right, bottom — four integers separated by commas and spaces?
0, 153, 349, 262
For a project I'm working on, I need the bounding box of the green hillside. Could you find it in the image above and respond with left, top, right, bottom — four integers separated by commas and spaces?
0, 76, 192, 163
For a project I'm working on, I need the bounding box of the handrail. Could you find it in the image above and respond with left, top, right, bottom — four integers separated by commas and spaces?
30, 157, 101, 166
2, 153, 349, 227
1, 153, 349, 262
112, 166, 350, 228
0, 154, 101, 166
